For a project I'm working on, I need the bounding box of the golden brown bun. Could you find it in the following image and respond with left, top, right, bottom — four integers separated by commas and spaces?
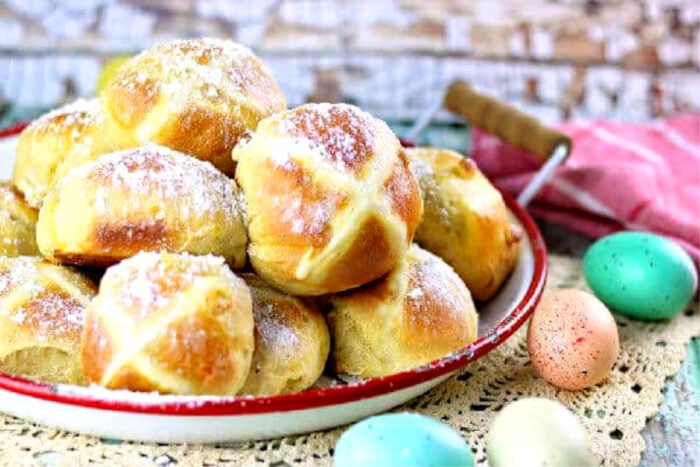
233, 103, 423, 296
0, 182, 39, 256
82, 252, 254, 395
100, 38, 286, 175
12, 99, 112, 208
0, 257, 96, 384
238, 274, 330, 396
36, 144, 248, 268
327, 244, 478, 378
407, 147, 521, 301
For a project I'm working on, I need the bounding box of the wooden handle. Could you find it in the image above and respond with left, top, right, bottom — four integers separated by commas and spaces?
444, 80, 571, 161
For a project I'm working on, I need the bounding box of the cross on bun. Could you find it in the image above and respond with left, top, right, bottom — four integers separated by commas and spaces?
82, 252, 254, 395
36, 144, 248, 268
100, 38, 286, 175
233, 103, 423, 296
327, 244, 478, 378
407, 147, 521, 301
12, 99, 111, 208
0, 182, 39, 256
0, 257, 96, 384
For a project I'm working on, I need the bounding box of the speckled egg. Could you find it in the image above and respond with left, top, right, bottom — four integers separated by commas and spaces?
527, 288, 619, 390
583, 232, 697, 321
334, 412, 474, 467
487, 398, 593, 467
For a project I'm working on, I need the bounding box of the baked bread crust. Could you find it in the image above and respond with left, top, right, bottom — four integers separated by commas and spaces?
82, 252, 254, 395
0, 182, 39, 256
238, 274, 330, 396
234, 103, 423, 296
100, 38, 286, 175
407, 147, 521, 301
0, 256, 96, 384
328, 244, 478, 378
12, 99, 110, 208
36, 144, 248, 268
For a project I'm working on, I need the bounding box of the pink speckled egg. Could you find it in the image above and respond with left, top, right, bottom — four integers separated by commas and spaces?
527, 289, 619, 391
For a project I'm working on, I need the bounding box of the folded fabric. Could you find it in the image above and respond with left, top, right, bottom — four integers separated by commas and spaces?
470, 113, 700, 263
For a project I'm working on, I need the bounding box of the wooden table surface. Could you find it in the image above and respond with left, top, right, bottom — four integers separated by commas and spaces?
642, 339, 700, 466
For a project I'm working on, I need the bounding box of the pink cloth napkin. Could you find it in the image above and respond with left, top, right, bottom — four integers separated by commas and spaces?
470, 113, 700, 263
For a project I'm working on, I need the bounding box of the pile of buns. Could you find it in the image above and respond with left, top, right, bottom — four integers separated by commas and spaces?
0, 38, 520, 397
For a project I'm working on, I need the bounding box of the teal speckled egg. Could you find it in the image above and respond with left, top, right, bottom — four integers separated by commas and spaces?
583, 232, 697, 320
334, 413, 474, 467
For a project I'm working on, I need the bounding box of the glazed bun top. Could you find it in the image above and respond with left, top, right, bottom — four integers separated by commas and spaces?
407, 147, 521, 301
82, 251, 254, 395
101, 38, 287, 175
115, 38, 285, 115
327, 244, 478, 378
0, 182, 39, 257
234, 103, 423, 295
0, 256, 96, 350
12, 99, 109, 208
36, 144, 248, 268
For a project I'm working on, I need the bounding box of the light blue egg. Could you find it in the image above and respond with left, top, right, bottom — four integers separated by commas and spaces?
583, 232, 698, 321
334, 413, 474, 467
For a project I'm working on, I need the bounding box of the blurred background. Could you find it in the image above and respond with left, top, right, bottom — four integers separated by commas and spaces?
0, 0, 698, 134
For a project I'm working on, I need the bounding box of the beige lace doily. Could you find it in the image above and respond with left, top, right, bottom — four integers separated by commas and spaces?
1, 254, 698, 466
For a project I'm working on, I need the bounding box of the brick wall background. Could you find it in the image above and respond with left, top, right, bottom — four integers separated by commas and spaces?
0, 0, 698, 123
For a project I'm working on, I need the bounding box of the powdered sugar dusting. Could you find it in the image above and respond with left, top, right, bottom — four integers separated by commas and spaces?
406, 287, 424, 300
0, 183, 37, 254
70, 144, 239, 224
278, 103, 376, 173
0, 257, 93, 345
0, 183, 26, 211
255, 303, 299, 351
29, 99, 103, 132
406, 246, 475, 327
102, 252, 231, 322
0, 256, 38, 295
16, 291, 86, 343
24, 99, 103, 157
115, 38, 283, 115
278, 187, 332, 240
406, 148, 454, 227
265, 158, 341, 247
406, 149, 434, 179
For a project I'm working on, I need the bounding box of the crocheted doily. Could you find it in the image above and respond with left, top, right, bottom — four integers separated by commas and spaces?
1, 255, 698, 466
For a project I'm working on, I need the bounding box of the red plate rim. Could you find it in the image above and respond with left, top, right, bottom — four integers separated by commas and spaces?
0, 123, 547, 416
